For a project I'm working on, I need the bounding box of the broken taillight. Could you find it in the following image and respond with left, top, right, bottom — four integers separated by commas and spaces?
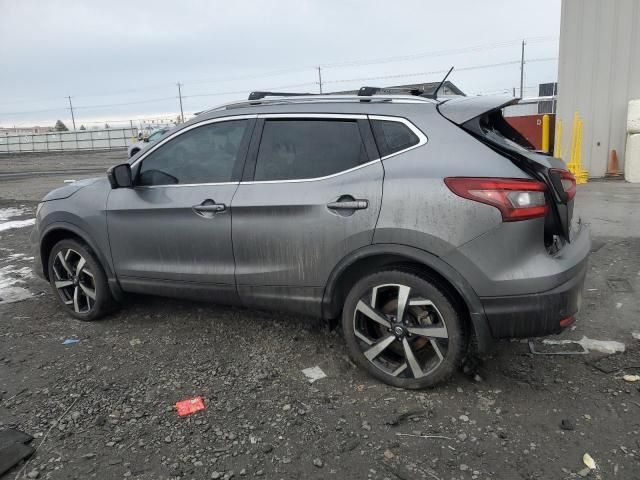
559, 315, 576, 328
550, 168, 577, 201
444, 177, 548, 222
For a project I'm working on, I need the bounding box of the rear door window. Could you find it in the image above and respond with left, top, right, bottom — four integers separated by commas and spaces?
371, 119, 420, 157
253, 119, 369, 181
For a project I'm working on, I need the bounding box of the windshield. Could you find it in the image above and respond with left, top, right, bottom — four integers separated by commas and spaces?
147, 130, 166, 143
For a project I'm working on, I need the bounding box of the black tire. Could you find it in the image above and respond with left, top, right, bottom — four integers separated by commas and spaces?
342, 270, 466, 389
129, 148, 139, 158
47, 239, 114, 321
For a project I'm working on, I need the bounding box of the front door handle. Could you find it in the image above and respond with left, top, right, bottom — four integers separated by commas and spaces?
193, 199, 226, 217
193, 204, 226, 212
327, 199, 368, 210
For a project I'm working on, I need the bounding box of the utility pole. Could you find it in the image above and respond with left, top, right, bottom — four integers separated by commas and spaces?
67, 96, 76, 130
519, 40, 526, 99
317, 67, 323, 94
176, 82, 184, 123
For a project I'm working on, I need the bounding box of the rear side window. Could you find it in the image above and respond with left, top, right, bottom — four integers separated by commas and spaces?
138, 120, 248, 186
254, 119, 369, 181
372, 119, 420, 157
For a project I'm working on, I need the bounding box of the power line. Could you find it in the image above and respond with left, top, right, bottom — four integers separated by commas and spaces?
180, 82, 318, 99
0, 55, 559, 118
0, 36, 558, 107
185, 66, 313, 86
72, 96, 177, 110
322, 57, 557, 85
319, 36, 557, 69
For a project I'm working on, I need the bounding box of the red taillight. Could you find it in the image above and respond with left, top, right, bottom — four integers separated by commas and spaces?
444, 177, 548, 222
559, 315, 575, 328
551, 169, 577, 201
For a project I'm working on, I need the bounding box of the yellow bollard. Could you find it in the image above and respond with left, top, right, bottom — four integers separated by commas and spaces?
541, 114, 550, 153
566, 113, 589, 184
553, 119, 562, 158
569, 112, 578, 165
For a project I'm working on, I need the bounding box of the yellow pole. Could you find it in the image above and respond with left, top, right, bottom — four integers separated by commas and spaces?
569, 112, 578, 167
541, 114, 550, 153
553, 119, 562, 158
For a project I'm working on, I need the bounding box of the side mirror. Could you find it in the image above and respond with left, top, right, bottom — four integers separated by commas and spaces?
107, 163, 133, 189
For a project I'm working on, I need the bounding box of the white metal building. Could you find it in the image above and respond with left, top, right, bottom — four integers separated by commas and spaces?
556, 0, 640, 177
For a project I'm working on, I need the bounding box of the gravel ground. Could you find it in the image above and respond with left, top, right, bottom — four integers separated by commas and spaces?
1, 154, 640, 480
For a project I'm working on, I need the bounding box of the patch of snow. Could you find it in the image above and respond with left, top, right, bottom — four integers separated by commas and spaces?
0, 264, 34, 304
0, 218, 35, 232
301, 366, 327, 383
0, 207, 31, 222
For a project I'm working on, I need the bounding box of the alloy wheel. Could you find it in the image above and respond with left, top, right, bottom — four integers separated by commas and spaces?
52, 248, 96, 314
352, 283, 449, 379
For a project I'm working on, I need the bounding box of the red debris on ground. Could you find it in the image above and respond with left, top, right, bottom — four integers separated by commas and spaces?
175, 396, 205, 416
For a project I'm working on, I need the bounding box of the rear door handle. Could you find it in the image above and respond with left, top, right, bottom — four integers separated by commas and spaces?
327, 199, 369, 210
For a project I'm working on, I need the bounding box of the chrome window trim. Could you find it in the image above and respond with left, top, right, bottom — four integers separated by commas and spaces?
135, 181, 238, 189
241, 114, 427, 185
368, 115, 428, 161
240, 158, 381, 185
131, 113, 427, 187
130, 114, 257, 169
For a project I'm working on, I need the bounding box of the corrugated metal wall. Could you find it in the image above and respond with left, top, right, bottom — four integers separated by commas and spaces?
557, 0, 640, 177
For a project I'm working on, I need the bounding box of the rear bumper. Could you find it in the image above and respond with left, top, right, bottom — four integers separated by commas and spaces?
480, 246, 588, 339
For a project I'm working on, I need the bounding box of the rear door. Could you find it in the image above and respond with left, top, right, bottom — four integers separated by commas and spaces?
231, 114, 383, 314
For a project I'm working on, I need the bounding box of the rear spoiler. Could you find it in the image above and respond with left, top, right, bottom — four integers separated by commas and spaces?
438, 95, 518, 124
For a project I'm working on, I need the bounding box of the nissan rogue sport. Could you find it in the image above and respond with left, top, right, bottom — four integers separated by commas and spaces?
31, 91, 590, 389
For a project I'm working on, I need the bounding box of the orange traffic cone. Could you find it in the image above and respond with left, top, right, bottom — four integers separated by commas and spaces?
606, 149, 623, 177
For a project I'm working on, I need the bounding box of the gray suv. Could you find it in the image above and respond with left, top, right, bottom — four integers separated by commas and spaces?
32, 92, 590, 388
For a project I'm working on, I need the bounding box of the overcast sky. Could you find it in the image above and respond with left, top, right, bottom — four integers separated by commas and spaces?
0, 0, 561, 128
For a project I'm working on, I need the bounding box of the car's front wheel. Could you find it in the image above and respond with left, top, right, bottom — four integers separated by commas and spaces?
342, 270, 466, 388
47, 239, 114, 321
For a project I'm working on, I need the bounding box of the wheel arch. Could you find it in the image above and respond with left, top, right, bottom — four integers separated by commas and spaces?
40, 222, 117, 291
322, 244, 493, 352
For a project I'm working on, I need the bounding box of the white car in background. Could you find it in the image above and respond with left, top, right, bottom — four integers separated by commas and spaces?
127, 128, 170, 158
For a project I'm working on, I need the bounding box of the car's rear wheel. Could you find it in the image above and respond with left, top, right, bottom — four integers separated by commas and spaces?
47, 239, 114, 321
342, 270, 466, 388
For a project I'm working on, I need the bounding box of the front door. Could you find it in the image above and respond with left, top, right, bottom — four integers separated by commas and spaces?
231, 115, 383, 315
107, 116, 255, 302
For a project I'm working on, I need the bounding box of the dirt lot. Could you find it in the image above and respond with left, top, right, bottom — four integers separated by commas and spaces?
1, 152, 640, 480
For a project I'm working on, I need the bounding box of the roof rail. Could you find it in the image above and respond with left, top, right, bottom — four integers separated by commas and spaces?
358, 86, 423, 97
196, 94, 436, 115
248, 91, 314, 101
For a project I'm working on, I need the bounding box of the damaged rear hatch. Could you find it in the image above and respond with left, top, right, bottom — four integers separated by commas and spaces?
438, 95, 576, 245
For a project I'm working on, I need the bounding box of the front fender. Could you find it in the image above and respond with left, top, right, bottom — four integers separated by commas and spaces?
39, 220, 115, 279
